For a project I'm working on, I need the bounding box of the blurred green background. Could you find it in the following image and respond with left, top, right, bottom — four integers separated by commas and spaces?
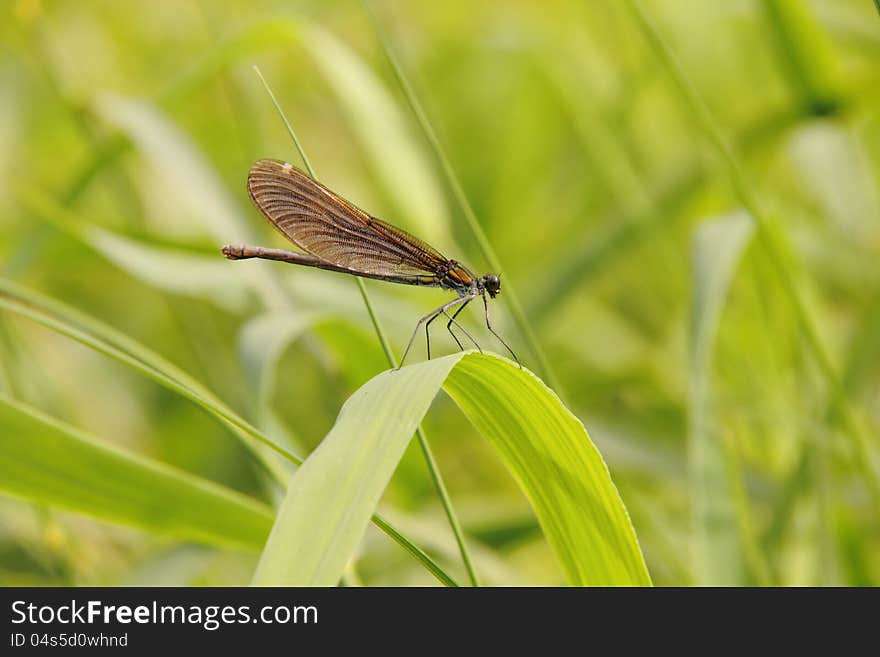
1, 0, 878, 586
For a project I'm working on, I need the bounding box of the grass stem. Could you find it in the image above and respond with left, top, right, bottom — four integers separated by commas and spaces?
362, 1, 565, 401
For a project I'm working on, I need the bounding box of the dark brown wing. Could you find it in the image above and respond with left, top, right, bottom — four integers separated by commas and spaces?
247, 159, 449, 279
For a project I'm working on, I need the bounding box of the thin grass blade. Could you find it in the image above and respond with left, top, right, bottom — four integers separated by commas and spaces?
0, 394, 274, 551
690, 211, 754, 585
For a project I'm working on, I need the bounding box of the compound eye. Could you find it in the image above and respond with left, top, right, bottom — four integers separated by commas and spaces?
485, 274, 501, 295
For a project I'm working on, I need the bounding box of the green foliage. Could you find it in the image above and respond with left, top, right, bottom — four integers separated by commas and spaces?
255, 353, 648, 586
0, 394, 273, 551
442, 354, 650, 585
2, 0, 879, 586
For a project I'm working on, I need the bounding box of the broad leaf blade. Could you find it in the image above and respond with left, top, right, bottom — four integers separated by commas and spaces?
0, 395, 273, 551
253, 356, 461, 585
444, 354, 651, 586
254, 352, 650, 586
0, 277, 294, 485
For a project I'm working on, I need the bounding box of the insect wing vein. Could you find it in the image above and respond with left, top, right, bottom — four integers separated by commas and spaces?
247, 159, 446, 278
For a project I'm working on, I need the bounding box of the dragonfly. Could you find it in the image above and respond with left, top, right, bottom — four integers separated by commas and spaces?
222, 159, 517, 367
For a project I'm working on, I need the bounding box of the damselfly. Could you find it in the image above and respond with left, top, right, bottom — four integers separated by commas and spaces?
222, 159, 517, 367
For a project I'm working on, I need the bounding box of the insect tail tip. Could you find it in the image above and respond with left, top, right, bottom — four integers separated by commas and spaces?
221, 245, 241, 260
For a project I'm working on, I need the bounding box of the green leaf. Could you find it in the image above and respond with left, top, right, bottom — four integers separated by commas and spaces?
0, 276, 295, 485
86, 227, 254, 312
92, 93, 289, 310
239, 311, 321, 397
95, 94, 245, 241
689, 211, 754, 585
238, 311, 320, 452
254, 352, 650, 586
0, 394, 273, 551
18, 186, 258, 313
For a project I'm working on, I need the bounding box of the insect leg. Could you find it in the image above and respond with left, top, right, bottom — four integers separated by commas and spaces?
424, 311, 443, 360
444, 314, 464, 351
482, 293, 520, 367
443, 302, 466, 351
443, 298, 481, 353
427, 296, 474, 360
399, 296, 470, 369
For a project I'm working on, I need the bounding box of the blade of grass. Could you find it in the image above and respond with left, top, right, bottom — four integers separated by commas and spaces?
760, 441, 816, 582
0, 278, 456, 586
254, 352, 650, 586
0, 290, 298, 473
19, 187, 255, 312
761, 0, 843, 116
253, 66, 480, 586
624, 0, 880, 515
689, 212, 754, 585
362, 1, 565, 399
93, 93, 290, 311
368, 514, 457, 587
0, 394, 274, 551
720, 430, 772, 585
253, 355, 460, 585
238, 311, 321, 422
444, 353, 650, 585
372, 508, 525, 585
300, 25, 451, 244
762, 288, 880, 576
